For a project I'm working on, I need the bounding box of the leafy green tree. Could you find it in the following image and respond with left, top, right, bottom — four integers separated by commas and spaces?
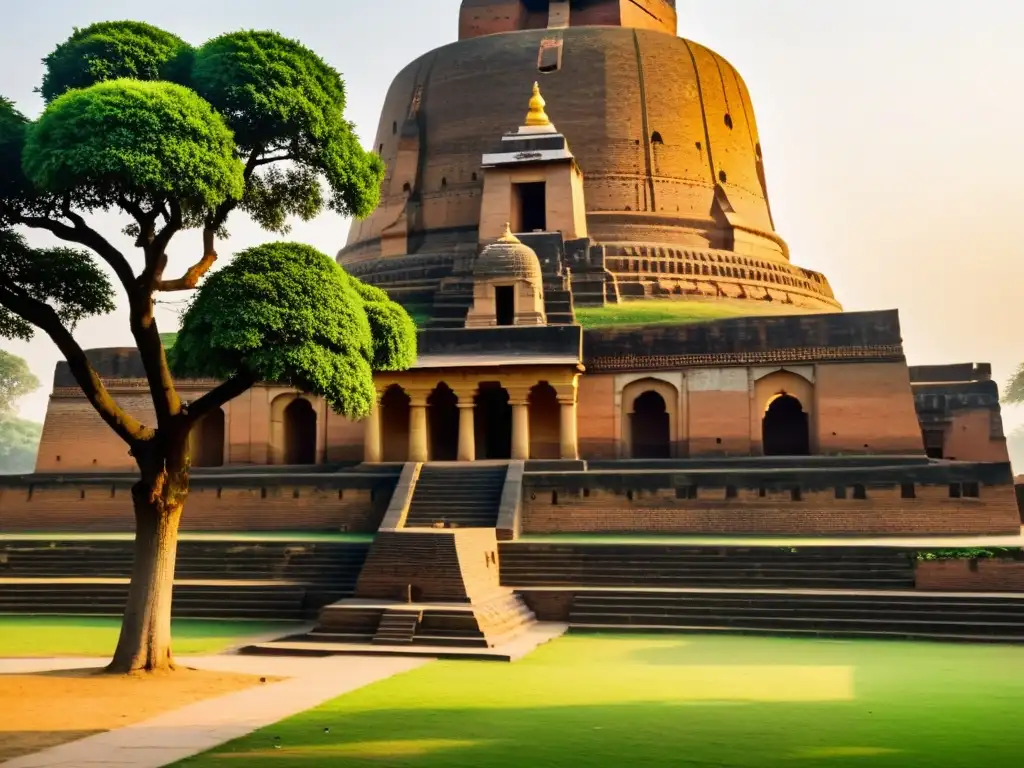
1005, 364, 1024, 406
0, 415, 43, 474
0, 22, 399, 673
0, 348, 41, 415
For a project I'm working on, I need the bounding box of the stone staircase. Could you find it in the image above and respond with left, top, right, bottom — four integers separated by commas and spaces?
372, 609, 421, 644
568, 590, 1024, 643
404, 465, 508, 528
499, 543, 916, 591
0, 538, 371, 620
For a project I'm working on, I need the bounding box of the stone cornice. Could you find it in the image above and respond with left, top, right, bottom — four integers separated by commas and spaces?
586, 345, 906, 373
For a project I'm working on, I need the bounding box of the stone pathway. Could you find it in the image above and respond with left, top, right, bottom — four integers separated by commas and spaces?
1, 654, 429, 768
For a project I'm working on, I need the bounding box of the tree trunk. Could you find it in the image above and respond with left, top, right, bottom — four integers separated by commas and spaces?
107, 477, 184, 674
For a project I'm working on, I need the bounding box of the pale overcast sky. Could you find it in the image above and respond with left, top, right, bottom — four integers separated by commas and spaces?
2, 0, 1023, 431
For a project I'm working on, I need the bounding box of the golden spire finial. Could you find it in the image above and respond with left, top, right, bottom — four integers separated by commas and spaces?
525, 81, 551, 127
498, 222, 521, 243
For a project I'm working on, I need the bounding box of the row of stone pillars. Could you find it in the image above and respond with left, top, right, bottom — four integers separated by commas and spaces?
363, 388, 579, 463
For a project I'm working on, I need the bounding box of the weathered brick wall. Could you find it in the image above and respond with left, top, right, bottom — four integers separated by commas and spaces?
943, 410, 1009, 463
0, 481, 391, 533
915, 559, 1024, 592
815, 362, 925, 454
521, 484, 1021, 536
577, 374, 617, 458
36, 394, 155, 472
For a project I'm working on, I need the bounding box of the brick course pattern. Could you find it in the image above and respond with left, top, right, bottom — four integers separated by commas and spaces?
521, 486, 1021, 536
915, 559, 1024, 592
586, 345, 904, 373
0, 482, 390, 533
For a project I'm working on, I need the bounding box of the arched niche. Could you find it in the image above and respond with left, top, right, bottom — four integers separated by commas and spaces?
283, 399, 317, 465
621, 377, 679, 459
475, 382, 512, 460
190, 407, 225, 468
762, 393, 810, 456
528, 381, 561, 459
428, 382, 459, 461
754, 370, 815, 455
381, 384, 411, 462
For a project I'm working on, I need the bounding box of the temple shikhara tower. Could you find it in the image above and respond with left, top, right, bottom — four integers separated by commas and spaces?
4, 0, 1022, 653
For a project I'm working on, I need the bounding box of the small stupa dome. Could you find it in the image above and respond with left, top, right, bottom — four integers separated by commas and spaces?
474, 224, 543, 283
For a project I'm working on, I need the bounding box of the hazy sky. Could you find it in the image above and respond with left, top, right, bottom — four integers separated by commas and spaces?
2, 0, 1023, 431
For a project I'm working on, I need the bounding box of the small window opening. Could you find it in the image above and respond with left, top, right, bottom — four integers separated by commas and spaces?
551, 491, 559, 505
392, 121, 398, 134
725, 486, 738, 500
901, 483, 916, 499
724, 113, 733, 129
495, 285, 515, 327
835, 486, 847, 500
791, 487, 803, 502
964, 482, 980, 498
853, 485, 867, 500
719, 170, 728, 184
651, 131, 664, 145
949, 483, 962, 499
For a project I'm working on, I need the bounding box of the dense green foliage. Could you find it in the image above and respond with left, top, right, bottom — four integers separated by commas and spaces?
192, 30, 385, 226
575, 298, 819, 328
0, 98, 32, 210
1005, 363, 1024, 405
348, 278, 417, 371
0, 229, 115, 341
39, 21, 193, 103
0, 349, 39, 414
24, 79, 244, 212
173, 243, 414, 419
0, 415, 42, 473
180, 634, 1024, 767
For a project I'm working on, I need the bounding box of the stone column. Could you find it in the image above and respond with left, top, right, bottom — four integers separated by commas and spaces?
457, 403, 476, 462
363, 393, 382, 463
559, 397, 578, 460
511, 399, 530, 461
409, 394, 429, 463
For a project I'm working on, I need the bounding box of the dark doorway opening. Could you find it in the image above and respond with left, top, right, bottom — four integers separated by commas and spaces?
495, 285, 515, 326
922, 429, 944, 459
191, 407, 225, 468
529, 382, 560, 459
631, 391, 671, 459
284, 399, 317, 465
516, 182, 546, 232
475, 382, 512, 459
428, 383, 459, 461
381, 385, 411, 462
762, 394, 810, 456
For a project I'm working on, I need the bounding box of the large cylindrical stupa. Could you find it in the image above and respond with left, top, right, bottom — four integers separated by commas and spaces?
338, 0, 840, 313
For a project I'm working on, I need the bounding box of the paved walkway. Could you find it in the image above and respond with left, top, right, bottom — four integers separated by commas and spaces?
1, 654, 429, 768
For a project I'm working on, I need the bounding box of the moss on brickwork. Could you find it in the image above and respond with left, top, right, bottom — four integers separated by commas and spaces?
576, 298, 820, 329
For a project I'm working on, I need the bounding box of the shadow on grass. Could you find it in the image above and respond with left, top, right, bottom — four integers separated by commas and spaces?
173, 696, 1023, 768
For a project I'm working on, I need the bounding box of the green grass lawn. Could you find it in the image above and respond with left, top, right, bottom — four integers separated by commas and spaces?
0, 616, 298, 657
576, 298, 820, 328
178, 634, 1024, 768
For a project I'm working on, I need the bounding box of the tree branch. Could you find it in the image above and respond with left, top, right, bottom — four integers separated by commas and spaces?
185, 369, 256, 426
10, 204, 137, 294
251, 152, 295, 168
0, 283, 153, 446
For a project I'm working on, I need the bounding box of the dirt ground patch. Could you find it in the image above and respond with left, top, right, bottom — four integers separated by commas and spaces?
0, 666, 276, 762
